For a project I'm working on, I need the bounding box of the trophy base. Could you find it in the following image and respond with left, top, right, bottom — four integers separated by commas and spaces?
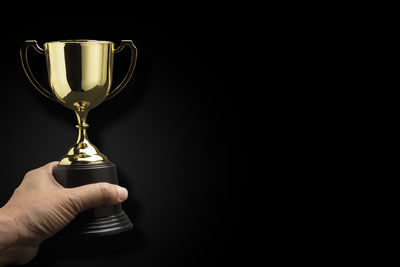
56, 211, 133, 238
53, 162, 133, 238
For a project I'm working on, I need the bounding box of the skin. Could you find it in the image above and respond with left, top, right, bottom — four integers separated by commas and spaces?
0, 161, 128, 266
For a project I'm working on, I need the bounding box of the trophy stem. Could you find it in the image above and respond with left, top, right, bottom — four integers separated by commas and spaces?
58, 110, 109, 165
75, 110, 89, 144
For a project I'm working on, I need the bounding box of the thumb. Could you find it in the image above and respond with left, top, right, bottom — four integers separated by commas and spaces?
66, 182, 128, 212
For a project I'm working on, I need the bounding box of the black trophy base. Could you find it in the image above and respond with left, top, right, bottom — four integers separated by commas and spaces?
56, 211, 132, 238
53, 162, 133, 238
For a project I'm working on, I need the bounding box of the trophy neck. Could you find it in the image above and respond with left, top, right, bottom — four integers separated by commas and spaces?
58, 111, 109, 165
76, 111, 89, 145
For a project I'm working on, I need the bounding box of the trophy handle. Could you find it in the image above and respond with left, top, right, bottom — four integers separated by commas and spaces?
106, 40, 138, 100
20, 40, 57, 102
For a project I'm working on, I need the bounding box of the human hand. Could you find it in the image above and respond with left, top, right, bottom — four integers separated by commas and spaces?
0, 161, 128, 266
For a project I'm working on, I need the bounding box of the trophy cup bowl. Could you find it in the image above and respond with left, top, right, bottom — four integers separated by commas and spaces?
20, 40, 137, 237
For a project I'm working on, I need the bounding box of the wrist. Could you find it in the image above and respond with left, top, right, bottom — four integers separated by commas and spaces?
0, 207, 20, 266
0, 207, 38, 266
0, 208, 18, 244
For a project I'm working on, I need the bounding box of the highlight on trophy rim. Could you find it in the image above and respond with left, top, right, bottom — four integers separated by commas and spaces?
20, 40, 137, 165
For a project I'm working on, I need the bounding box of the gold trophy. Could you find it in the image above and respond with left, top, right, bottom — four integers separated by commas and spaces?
20, 40, 137, 237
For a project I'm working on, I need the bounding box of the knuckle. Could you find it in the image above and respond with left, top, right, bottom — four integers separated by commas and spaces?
97, 183, 117, 203
13, 186, 22, 195
24, 168, 45, 180
44, 162, 57, 174
24, 170, 35, 178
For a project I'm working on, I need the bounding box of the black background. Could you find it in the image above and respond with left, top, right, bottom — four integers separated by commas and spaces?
0, 5, 245, 267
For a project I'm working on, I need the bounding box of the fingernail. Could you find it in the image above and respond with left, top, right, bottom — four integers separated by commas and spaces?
116, 186, 128, 202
